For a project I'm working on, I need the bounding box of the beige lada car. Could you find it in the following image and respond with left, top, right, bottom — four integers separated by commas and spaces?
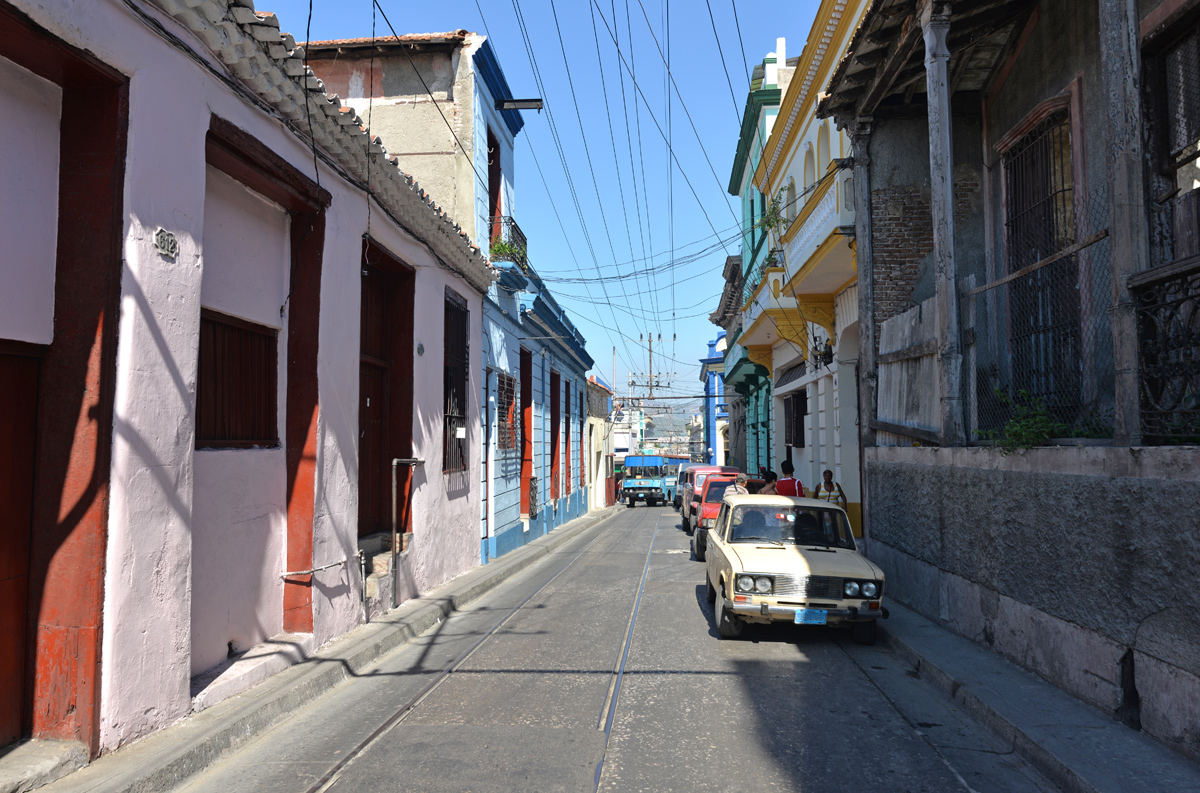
704, 494, 886, 645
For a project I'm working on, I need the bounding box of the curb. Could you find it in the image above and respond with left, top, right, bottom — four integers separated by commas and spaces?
880, 621, 1103, 793
43, 506, 624, 793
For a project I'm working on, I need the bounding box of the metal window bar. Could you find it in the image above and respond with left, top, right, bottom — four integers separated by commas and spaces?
1138, 25, 1200, 443
970, 116, 1115, 440
488, 215, 529, 274
1003, 110, 1081, 418
496, 372, 519, 451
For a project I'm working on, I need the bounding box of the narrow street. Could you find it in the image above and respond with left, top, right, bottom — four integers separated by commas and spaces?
172, 507, 1056, 793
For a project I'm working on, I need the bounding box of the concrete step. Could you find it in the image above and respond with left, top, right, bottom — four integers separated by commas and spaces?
880, 601, 1200, 793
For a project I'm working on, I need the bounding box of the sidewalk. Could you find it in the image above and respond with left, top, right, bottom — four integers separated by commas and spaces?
880, 601, 1200, 793
11, 506, 621, 793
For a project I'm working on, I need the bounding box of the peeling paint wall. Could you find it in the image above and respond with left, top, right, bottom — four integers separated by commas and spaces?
7, 0, 487, 752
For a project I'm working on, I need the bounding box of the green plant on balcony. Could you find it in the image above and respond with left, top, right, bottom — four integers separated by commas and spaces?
756, 192, 788, 241
489, 237, 526, 262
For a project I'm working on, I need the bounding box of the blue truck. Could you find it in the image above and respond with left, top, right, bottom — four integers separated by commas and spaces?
663, 455, 690, 508
621, 455, 666, 507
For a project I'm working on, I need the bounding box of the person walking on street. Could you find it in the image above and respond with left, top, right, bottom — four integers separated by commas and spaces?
776, 460, 802, 497
759, 471, 778, 495
814, 469, 847, 509
730, 473, 751, 495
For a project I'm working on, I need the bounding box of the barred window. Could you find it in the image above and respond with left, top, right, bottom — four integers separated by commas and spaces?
443, 288, 469, 472
1002, 109, 1081, 411
196, 309, 278, 449
496, 372, 519, 451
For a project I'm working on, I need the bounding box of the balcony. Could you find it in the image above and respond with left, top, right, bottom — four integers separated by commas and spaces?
489, 216, 529, 274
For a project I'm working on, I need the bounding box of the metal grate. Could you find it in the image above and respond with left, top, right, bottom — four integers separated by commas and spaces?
443, 288, 469, 472
772, 575, 843, 600
1136, 263, 1200, 443
488, 216, 529, 274
496, 372, 519, 451
1166, 26, 1200, 173
970, 112, 1114, 440
196, 309, 278, 449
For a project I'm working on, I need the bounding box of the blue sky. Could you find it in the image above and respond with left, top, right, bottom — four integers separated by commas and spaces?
266, 0, 819, 411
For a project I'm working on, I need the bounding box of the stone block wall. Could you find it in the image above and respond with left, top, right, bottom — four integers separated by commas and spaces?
864, 445, 1200, 761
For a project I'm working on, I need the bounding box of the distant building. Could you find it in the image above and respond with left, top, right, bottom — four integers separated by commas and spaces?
699, 333, 729, 464
308, 32, 595, 564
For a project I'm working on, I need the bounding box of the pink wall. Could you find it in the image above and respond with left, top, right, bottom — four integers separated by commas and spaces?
7, 0, 489, 751
0, 54, 60, 344
190, 166, 290, 676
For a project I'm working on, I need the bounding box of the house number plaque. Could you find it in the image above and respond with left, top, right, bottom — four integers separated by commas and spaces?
154, 227, 178, 259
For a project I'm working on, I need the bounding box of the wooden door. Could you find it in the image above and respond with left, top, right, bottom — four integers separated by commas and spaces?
0, 354, 38, 746
359, 364, 386, 534
359, 265, 391, 536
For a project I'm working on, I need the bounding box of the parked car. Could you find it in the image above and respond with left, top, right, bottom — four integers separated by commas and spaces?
680, 465, 739, 533
704, 494, 885, 645
673, 462, 701, 509
691, 475, 764, 561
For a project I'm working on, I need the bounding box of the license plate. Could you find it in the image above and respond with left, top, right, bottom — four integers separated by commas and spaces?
795, 609, 827, 625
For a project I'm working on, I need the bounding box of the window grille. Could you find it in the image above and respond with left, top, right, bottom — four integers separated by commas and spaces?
443, 288, 469, 472
1138, 23, 1200, 443
1002, 110, 1082, 417
196, 309, 278, 449
496, 372, 519, 451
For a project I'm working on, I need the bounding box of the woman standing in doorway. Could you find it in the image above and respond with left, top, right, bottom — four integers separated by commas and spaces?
813, 469, 847, 509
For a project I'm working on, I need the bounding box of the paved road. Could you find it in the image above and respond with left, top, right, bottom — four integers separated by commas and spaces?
175, 505, 1058, 793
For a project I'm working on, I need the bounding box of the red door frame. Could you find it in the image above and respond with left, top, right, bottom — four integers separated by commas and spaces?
205, 116, 331, 634
0, 3, 128, 755
549, 370, 561, 501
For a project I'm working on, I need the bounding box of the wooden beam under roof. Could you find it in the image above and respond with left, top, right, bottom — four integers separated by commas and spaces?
855, 11, 924, 115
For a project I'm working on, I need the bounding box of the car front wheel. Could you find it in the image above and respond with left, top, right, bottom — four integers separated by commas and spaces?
852, 619, 877, 646
705, 573, 716, 603
681, 514, 691, 533
693, 533, 706, 562
715, 585, 744, 639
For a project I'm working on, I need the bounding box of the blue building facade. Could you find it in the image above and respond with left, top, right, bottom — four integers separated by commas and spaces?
473, 42, 594, 563
699, 333, 728, 464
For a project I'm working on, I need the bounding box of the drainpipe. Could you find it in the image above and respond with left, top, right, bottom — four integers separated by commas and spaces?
391, 457, 424, 610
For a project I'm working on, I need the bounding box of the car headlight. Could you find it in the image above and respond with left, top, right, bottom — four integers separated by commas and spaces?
754, 576, 773, 594
844, 581, 860, 597
736, 575, 755, 592
861, 581, 878, 598
700, 518, 713, 528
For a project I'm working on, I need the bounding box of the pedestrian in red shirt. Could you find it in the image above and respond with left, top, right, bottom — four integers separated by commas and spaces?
776, 459, 802, 497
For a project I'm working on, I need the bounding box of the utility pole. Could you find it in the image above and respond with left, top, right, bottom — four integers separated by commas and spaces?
648, 333, 654, 399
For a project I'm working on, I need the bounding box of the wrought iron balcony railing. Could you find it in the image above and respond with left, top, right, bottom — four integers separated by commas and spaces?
489, 215, 529, 274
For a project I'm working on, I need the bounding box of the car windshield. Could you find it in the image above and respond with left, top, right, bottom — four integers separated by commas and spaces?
628, 466, 663, 478
704, 480, 734, 502
726, 506, 856, 549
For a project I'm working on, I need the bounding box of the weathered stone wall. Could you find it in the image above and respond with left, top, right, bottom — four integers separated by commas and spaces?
865, 445, 1200, 760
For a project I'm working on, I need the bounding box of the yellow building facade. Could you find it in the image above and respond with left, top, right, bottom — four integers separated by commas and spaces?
741, 0, 869, 532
